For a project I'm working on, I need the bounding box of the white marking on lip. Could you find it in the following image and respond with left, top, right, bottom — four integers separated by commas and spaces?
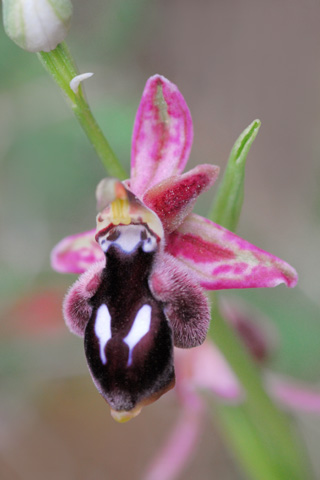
94, 304, 112, 364
115, 226, 142, 253
100, 238, 110, 252
123, 304, 152, 366
98, 225, 157, 254
142, 236, 157, 252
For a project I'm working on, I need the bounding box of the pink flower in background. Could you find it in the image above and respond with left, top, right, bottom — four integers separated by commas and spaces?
3, 289, 65, 338
51, 75, 298, 421
143, 301, 320, 480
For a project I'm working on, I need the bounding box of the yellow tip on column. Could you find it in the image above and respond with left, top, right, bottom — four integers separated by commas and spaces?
110, 406, 142, 423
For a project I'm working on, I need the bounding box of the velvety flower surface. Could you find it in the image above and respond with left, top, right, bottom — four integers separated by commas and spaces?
51, 74, 298, 421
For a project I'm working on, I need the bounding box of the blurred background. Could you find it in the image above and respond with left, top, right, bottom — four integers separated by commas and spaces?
1, 1, 320, 479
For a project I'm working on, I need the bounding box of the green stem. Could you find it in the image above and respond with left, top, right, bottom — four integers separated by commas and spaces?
209, 297, 312, 479
37, 43, 127, 179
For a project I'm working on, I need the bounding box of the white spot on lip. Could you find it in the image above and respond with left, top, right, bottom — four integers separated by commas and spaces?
94, 304, 112, 364
123, 305, 152, 366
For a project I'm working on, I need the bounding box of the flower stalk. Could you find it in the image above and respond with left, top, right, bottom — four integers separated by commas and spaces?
38, 43, 127, 179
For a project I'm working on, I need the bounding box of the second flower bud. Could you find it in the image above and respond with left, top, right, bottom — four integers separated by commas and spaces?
2, 0, 73, 53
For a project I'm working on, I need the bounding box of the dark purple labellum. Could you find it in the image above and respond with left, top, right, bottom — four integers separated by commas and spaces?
84, 225, 175, 414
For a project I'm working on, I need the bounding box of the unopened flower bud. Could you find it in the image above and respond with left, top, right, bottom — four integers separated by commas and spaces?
2, 0, 72, 53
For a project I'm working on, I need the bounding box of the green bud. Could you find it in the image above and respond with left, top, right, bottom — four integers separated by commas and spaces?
2, 0, 73, 53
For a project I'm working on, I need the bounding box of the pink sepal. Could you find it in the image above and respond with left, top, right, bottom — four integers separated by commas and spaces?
266, 373, 320, 412
143, 164, 219, 234
166, 214, 298, 290
51, 229, 104, 274
130, 75, 193, 197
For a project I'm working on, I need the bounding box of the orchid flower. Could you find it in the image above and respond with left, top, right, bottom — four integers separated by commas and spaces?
144, 302, 320, 480
51, 74, 297, 422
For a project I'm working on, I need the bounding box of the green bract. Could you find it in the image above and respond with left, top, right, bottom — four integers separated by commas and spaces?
210, 119, 261, 232
2, 0, 72, 53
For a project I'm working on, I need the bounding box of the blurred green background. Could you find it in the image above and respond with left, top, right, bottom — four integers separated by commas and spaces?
0, 1, 320, 479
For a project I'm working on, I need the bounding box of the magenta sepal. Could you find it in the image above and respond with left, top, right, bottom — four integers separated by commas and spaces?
130, 75, 193, 197
166, 213, 298, 290
51, 229, 103, 274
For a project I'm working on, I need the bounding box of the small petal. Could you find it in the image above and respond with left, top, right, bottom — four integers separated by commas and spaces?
69, 72, 94, 94
51, 229, 104, 274
175, 342, 243, 401
149, 253, 210, 348
166, 214, 298, 290
143, 164, 219, 234
63, 261, 104, 336
130, 75, 193, 197
96, 177, 128, 212
266, 373, 320, 413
